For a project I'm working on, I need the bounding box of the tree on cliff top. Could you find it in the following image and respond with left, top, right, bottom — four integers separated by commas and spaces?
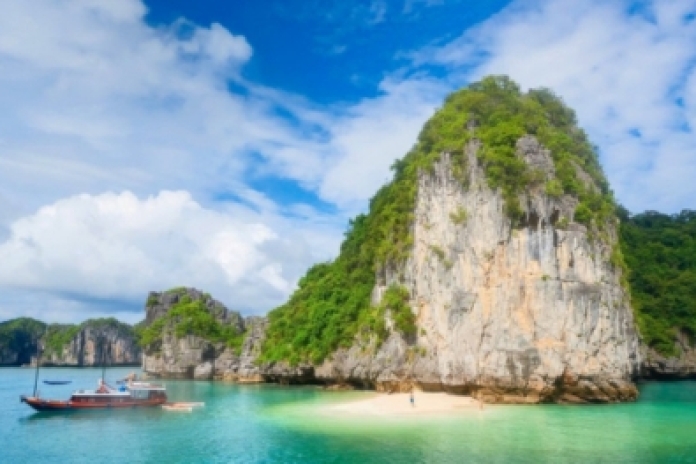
260, 75, 619, 366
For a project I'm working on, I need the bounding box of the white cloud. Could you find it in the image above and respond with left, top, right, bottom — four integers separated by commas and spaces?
184, 22, 253, 64
0, 191, 341, 321
420, 0, 696, 213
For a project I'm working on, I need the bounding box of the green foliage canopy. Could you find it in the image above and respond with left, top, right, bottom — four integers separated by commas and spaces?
620, 209, 696, 355
0, 318, 46, 358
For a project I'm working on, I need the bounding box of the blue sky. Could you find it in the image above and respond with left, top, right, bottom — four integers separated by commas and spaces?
144, 0, 510, 103
0, 0, 695, 324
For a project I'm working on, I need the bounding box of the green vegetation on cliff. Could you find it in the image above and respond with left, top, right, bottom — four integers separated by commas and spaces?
619, 209, 696, 355
0, 317, 45, 341
382, 285, 417, 337
42, 324, 81, 355
139, 294, 245, 353
261, 75, 617, 365
418, 76, 614, 225
42, 318, 136, 356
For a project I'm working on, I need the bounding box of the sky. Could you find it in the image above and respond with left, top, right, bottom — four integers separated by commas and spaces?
1, 0, 695, 324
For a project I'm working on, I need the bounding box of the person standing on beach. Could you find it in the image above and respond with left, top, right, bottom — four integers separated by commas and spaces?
410, 389, 415, 407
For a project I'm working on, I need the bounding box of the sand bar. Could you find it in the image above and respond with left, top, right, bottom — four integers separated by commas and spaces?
325, 392, 483, 417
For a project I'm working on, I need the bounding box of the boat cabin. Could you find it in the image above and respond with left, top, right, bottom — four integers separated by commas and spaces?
69, 381, 167, 405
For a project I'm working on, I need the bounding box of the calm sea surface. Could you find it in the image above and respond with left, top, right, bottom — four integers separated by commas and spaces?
1, 367, 696, 463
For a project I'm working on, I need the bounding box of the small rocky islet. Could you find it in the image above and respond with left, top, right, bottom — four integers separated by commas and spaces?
2, 76, 695, 403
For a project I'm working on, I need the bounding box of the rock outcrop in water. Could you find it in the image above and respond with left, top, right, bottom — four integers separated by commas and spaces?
141, 288, 265, 381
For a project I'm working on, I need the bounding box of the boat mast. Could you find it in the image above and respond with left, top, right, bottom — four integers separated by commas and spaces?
101, 334, 107, 383
32, 334, 42, 397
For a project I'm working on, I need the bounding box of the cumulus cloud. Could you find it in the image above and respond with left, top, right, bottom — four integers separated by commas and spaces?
183, 22, 253, 64
0, 191, 341, 322
419, 0, 696, 213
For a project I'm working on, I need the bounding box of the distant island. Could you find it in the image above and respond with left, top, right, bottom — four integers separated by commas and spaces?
2, 76, 695, 403
0, 317, 139, 367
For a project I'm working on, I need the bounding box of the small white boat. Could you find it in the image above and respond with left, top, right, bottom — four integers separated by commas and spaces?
171, 402, 205, 408
162, 404, 193, 412
161, 401, 205, 412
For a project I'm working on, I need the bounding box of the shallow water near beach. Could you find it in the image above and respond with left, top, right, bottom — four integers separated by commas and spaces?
2, 367, 696, 463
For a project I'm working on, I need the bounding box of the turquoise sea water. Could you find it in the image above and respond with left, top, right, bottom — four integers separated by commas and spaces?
2, 367, 696, 463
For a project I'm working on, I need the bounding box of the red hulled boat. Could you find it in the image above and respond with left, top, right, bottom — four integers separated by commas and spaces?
21, 379, 167, 412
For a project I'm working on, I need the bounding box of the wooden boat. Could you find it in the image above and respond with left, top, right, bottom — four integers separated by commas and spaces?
22, 337, 167, 412
43, 380, 72, 385
21, 380, 167, 412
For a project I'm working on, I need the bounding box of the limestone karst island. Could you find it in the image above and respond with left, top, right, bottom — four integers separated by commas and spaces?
5, 0, 696, 460
4, 77, 695, 401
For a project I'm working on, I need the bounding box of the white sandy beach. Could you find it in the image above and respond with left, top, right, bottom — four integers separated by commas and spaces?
325, 392, 483, 416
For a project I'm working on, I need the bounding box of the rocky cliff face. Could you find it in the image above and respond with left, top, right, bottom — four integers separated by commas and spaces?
42, 323, 141, 367
141, 288, 265, 381
277, 138, 641, 403
642, 331, 696, 379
